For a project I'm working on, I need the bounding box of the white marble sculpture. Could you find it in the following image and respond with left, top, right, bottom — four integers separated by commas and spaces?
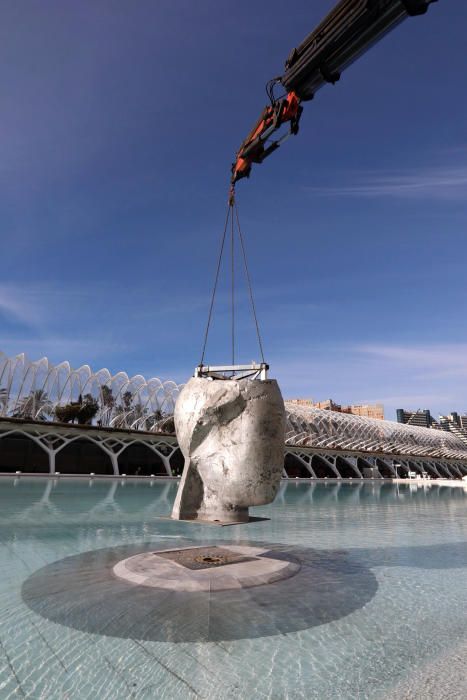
172, 376, 286, 523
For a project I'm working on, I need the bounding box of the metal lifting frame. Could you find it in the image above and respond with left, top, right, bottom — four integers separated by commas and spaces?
194, 363, 269, 381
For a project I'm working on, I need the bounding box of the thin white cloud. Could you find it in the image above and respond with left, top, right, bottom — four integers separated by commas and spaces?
0, 285, 43, 326
263, 342, 467, 418
306, 164, 467, 200
357, 343, 467, 385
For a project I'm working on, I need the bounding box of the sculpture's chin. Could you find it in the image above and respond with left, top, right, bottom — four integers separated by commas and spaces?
171, 376, 286, 523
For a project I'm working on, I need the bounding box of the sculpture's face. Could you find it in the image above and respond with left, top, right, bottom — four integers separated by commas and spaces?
174, 377, 286, 518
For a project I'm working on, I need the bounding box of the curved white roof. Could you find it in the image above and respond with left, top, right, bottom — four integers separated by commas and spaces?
0, 351, 181, 431
285, 402, 467, 460
1, 350, 466, 460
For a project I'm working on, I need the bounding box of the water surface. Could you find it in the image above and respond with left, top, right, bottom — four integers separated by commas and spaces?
0, 478, 466, 699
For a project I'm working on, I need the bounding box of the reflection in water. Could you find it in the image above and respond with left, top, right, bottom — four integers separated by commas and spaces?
0, 477, 180, 525
1, 478, 465, 528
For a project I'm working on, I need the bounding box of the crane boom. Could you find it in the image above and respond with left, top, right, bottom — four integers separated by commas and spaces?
231, 0, 438, 185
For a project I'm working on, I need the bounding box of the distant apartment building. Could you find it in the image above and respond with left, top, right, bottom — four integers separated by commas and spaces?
438, 412, 467, 447
311, 399, 340, 412
346, 403, 385, 420
443, 412, 467, 429
396, 409, 433, 428
287, 398, 384, 420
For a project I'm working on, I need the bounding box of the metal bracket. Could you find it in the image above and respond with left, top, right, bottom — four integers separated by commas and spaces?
194, 362, 269, 381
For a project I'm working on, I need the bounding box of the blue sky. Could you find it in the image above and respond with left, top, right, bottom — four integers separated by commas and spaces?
1, 0, 466, 419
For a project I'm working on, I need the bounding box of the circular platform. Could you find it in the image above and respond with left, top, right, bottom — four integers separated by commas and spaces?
113, 544, 301, 591
22, 540, 378, 642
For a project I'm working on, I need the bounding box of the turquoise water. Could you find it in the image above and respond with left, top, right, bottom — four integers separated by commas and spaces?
0, 478, 466, 699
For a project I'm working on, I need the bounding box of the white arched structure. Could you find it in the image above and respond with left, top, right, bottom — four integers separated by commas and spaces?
1, 350, 467, 479
0, 351, 181, 431
284, 402, 467, 462
0, 422, 180, 476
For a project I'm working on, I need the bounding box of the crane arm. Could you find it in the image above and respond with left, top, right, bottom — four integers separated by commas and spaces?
231, 0, 438, 185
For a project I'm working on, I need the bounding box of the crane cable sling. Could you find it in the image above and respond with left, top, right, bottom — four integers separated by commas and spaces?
234, 201, 266, 365
199, 193, 266, 368
200, 203, 230, 367
231, 199, 235, 366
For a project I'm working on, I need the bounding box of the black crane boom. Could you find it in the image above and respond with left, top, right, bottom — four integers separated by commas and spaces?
282, 0, 437, 100
231, 0, 438, 185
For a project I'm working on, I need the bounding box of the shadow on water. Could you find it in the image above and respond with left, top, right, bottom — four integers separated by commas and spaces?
9, 478, 467, 642
22, 541, 378, 643
352, 540, 467, 571
21, 538, 467, 643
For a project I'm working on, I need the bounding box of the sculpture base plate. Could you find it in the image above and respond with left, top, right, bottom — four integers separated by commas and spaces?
159, 515, 270, 527
113, 545, 300, 592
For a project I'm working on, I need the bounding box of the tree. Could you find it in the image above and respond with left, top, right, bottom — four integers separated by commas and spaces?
154, 414, 175, 434
99, 385, 115, 426
0, 388, 8, 416
13, 389, 53, 421
80, 394, 99, 424
55, 393, 99, 425
113, 390, 134, 428
122, 391, 132, 411
101, 385, 115, 408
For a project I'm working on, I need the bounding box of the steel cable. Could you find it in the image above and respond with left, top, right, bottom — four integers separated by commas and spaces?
200, 197, 266, 369
231, 203, 235, 367
234, 202, 266, 364
200, 203, 231, 366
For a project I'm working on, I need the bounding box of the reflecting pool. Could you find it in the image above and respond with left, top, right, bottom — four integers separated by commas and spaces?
0, 478, 466, 699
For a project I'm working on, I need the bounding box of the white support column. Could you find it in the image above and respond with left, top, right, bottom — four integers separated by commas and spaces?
295, 453, 317, 478
447, 463, 460, 478
437, 462, 450, 478
110, 453, 119, 476
49, 451, 55, 474
341, 456, 363, 478
317, 454, 341, 479
160, 455, 173, 477
428, 462, 442, 478
376, 457, 396, 477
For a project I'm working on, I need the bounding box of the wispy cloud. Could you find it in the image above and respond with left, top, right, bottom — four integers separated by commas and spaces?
0, 336, 120, 358
0, 285, 44, 326
306, 163, 467, 200
264, 342, 467, 418
357, 343, 467, 380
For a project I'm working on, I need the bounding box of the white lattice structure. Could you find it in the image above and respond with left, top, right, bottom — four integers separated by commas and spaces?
285, 402, 467, 462
0, 420, 179, 475
1, 350, 467, 478
0, 351, 181, 431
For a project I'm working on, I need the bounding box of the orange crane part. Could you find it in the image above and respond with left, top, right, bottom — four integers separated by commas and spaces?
231, 91, 302, 184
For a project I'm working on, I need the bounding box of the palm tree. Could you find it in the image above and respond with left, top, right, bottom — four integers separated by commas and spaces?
99, 385, 115, 426
13, 389, 53, 421
0, 388, 8, 416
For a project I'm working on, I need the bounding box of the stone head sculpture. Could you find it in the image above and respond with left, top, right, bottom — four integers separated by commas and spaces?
172, 368, 286, 523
